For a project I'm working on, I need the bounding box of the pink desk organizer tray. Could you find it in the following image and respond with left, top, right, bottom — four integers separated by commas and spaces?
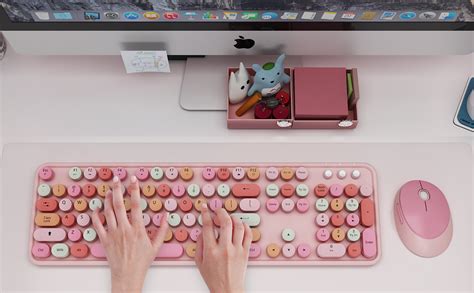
227, 68, 359, 129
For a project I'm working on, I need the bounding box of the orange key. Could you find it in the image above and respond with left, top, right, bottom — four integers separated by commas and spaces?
62, 213, 76, 227
98, 167, 113, 181
344, 184, 359, 197
246, 167, 260, 181
123, 198, 131, 212
178, 198, 193, 212
74, 199, 88, 212
280, 167, 294, 181
164, 229, 173, 242
194, 198, 207, 212
347, 243, 361, 258
185, 243, 197, 258
149, 199, 163, 212
266, 243, 281, 258
280, 184, 295, 197
174, 228, 189, 242
35, 213, 60, 227
157, 184, 171, 197
232, 184, 260, 198
52, 184, 67, 197
97, 184, 110, 197
82, 184, 96, 197
361, 198, 375, 227
331, 228, 345, 242
331, 214, 345, 227
71, 243, 89, 258
179, 167, 194, 181
142, 184, 156, 197
314, 184, 329, 197
330, 198, 344, 212
251, 228, 261, 242
36, 198, 58, 212
224, 198, 238, 212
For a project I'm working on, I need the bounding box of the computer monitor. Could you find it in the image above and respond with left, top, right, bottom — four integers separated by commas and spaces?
1, 1, 473, 110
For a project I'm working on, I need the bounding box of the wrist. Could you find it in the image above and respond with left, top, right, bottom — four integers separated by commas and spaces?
111, 273, 145, 293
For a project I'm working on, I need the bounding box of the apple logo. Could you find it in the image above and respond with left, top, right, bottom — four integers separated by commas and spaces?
234, 36, 255, 49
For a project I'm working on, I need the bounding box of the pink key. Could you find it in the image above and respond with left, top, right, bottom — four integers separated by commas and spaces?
77, 213, 91, 227
317, 243, 346, 258
296, 198, 309, 213
84, 167, 98, 181
164, 198, 178, 212
281, 198, 295, 213
32, 243, 51, 258
33, 228, 66, 242
282, 243, 296, 258
360, 185, 373, 197
67, 184, 81, 197
165, 167, 179, 181
113, 167, 127, 181
91, 243, 106, 258
202, 184, 216, 197
249, 244, 261, 258
362, 228, 377, 258
209, 198, 223, 212
68, 228, 82, 242
135, 167, 149, 181
295, 167, 309, 181
156, 244, 184, 258
190, 228, 201, 242
315, 213, 329, 227
346, 213, 360, 227
297, 243, 312, 258
38, 167, 54, 181
172, 184, 186, 197
232, 167, 245, 181
142, 214, 151, 226
202, 167, 216, 181
316, 228, 330, 242
265, 167, 279, 181
59, 198, 73, 212
266, 199, 279, 213
183, 213, 197, 227
239, 198, 260, 212
329, 184, 344, 197
152, 213, 164, 227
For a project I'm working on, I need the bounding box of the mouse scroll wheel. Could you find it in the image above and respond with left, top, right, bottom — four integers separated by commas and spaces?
419, 189, 430, 201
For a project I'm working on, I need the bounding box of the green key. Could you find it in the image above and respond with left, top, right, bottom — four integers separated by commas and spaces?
296, 184, 309, 197
231, 213, 260, 227
150, 167, 164, 181
68, 167, 83, 181
217, 184, 231, 197
37, 184, 51, 197
168, 213, 181, 227
281, 228, 296, 242
51, 243, 69, 258
83, 228, 97, 242
347, 228, 360, 242
187, 184, 200, 197
266, 184, 279, 197
315, 198, 329, 212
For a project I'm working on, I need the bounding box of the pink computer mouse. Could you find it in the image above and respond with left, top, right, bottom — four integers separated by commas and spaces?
394, 180, 453, 258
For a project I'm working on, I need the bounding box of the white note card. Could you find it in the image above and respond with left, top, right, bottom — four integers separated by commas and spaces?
120, 50, 171, 73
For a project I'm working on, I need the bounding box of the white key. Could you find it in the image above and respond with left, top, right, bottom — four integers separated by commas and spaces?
282, 243, 296, 258
351, 169, 361, 179
37, 184, 51, 197
337, 170, 347, 179
142, 214, 151, 226
51, 243, 69, 258
295, 167, 309, 181
187, 184, 201, 197
266, 184, 279, 197
316, 213, 330, 227
281, 199, 295, 213
323, 169, 333, 179
165, 167, 179, 181
265, 167, 279, 181
202, 184, 216, 197
84, 167, 97, 181
59, 198, 73, 212
150, 167, 164, 181
83, 228, 97, 242
345, 198, 359, 212
77, 213, 91, 227
68, 167, 83, 181
139, 198, 148, 211
296, 184, 309, 197
315, 198, 329, 212
164, 198, 178, 212
168, 213, 181, 227
347, 228, 361, 242
232, 167, 245, 181
183, 213, 197, 227
217, 184, 230, 197
89, 198, 103, 211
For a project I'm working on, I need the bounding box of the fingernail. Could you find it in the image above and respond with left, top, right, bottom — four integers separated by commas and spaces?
131, 176, 137, 183
113, 176, 119, 183
202, 203, 208, 210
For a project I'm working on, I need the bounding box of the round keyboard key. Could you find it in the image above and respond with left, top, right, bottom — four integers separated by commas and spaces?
295, 167, 309, 181
347, 228, 361, 242
316, 228, 330, 242
51, 243, 69, 258
347, 243, 362, 258
52, 184, 66, 197
346, 213, 360, 227
67, 184, 81, 198
83, 228, 97, 242
172, 184, 186, 197
179, 167, 194, 181
331, 228, 345, 242
315, 213, 329, 227
315, 198, 329, 212
344, 184, 359, 197
74, 199, 88, 212
98, 167, 113, 181
202, 167, 216, 181
178, 198, 193, 212
68, 228, 82, 242
113, 167, 127, 181
149, 199, 162, 212
330, 198, 344, 212
142, 214, 151, 226
337, 170, 347, 179
62, 213, 76, 227
280, 167, 294, 181
202, 184, 216, 197
138, 198, 147, 211
194, 198, 207, 212
175, 227, 189, 242
187, 184, 200, 197
251, 228, 261, 242
36, 198, 58, 212
183, 213, 197, 227
209, 198, 223, 212
123, 198, 131, 212
97, 184, 110, 198
157, 184, 171, 197
217, 184, 231, 197
71, 243, 89, 258
331, 214, 345, 227
152, 213, 164, 227
360, 185, 373, 197
281, 228, 296, 242
164, 229, 173, 242
190, 228, 201, 242
282, 243, 296, 258
266, 243, 281, 258
186, 243, 197, 258
351, 169, 361, 179
82, 184, 96, 197
217, 168, 230, 181
150, 167, 164, 181
323, 169, 333, 179
266, 199, 279, 213
249, 244, 261, 258
142, 184, 156, 197
224, 198, 238, 212
297, 243, 311, 258
164, 198, 178, 212
281, 198, 295, 213
37, 184, 51, 197
265, 167, 279, 181
266, 184, 279, 197
84, 167, 97, 181
132, 167, 148, 181
38, 167, 54, 181
89, 198, 103, 211
314, 184, 329, 197
296, 184, 309, 197
165, 167, 179, 181
280, 184, 294, 197
168, 213, 181, 227
232, 167, 245, 181
77, 213, 91, 227
32, 243, 51, 258
329, 184, 344, 197
345, 198, 359, 212
69, 167, 83, 181
296, 198, 310, 213
246, 167, 260, 181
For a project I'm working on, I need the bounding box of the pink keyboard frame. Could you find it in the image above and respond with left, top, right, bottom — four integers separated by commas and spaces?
30, 162, 381, 266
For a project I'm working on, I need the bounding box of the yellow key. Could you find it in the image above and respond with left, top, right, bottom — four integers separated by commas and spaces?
224, 198, 238, 212
142, 184, 156, 197
185, 243, 197, 258
123, 198, 131, 212
332, 228, 346, 242
179, 167, 194, 181
74, 199, 88, 212
35, 213, 60, 227
251, 228, 261, 242
266, 243, 281, 258
330, 198, 344, 212
52, 184, 66, 197
280, 167, 294, 181
149, 199, 163, 212
194, 198, 207, 212
164, 229, 173, 242
97, 184, 110, 197
246, 167, 260, 181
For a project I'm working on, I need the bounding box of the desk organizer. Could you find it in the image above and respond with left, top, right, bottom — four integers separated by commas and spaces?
227, 67, 360, 129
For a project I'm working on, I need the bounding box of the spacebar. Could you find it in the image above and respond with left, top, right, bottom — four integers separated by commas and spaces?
156, 244, 184, 258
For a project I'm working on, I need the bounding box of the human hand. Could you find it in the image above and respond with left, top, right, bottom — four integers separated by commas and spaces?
195, 203, 252, 293
91, 176, 169, 293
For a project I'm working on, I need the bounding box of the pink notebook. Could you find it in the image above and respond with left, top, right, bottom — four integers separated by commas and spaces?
294, 68, 349, 120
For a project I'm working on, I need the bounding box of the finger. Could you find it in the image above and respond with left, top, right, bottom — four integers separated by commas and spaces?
242, 223, 252, 251
152, 212, 170, 251
216, 208, 232, 246
111, 176, 129, 228
201, 203, 216, 247
91, 209, 107, 241
231, 215, 245, 245
129, 176, 144, 227
103, 191, 117, 230
195, 234, 203, 267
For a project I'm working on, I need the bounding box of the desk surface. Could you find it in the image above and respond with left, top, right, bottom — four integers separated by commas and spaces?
1, 143, 472, 292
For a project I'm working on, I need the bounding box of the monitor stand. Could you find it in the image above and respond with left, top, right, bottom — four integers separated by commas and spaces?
180, 55, 303, 111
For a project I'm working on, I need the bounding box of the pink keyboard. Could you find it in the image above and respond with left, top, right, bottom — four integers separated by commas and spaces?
30, 163, 380, 266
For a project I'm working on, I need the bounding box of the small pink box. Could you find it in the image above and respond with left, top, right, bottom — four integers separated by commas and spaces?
227, 68, 360, 129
